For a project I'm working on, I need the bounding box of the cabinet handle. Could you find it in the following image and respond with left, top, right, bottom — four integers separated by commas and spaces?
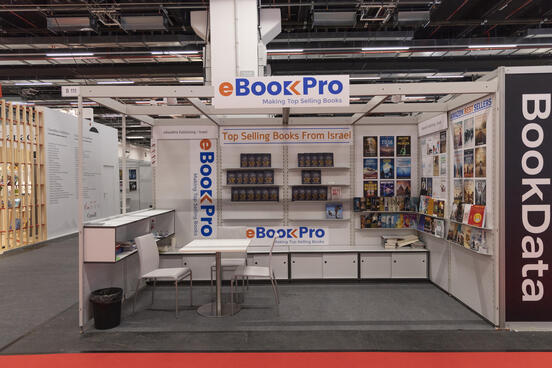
393, 260, 397, 263
324, 261, 327, 264
422, 260, 425, 263
283, 261, 287, 264
361, 260, 364, 263
255, 261, 258, 265
292, 261, 295, 263
353, 260, 356, 263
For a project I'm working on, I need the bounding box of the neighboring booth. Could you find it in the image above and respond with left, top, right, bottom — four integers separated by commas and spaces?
118, 143, 152, 213
73, 66, 552, 331
0, 105, 119, 254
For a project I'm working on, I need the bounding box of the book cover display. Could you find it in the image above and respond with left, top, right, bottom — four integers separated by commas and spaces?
363, 158, 378, 179
396, 136, 411, 156
326, 203, 343, 219
380, 158, 394, 179
380, 181, 395, 197
396, 158, 411, 179
360, 213, 417, 229
231, 186, 279, 202
227, 169, 274, 185
353, 196, 417, 212
379, 136, 395, 157
298, 153, 334, 167
363, 136, 378, 157
292, 186, 328, 201
240, 153, 272, 168
448, 97, 491, 253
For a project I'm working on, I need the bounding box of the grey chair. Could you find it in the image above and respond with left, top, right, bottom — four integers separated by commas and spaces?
210, 227, 248, 294
134, 233, 192, 317
230, 237, 279, 312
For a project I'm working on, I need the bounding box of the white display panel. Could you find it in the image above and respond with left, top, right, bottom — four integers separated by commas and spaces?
43, 107, 119, 240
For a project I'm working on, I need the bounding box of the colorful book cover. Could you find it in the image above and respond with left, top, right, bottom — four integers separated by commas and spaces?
464, 149, 474, 178
463, 117, 475, 148
453, 121, 463, 149
475, 180, 486, 206
379, 136, 395, 157
380, 180, 395, 197
475, 147, 486, 178
454, 180, 463, 201
396, 158, 411, 179
440, 131, 447, 154
427, 198, 434, 215
454, 151, 463, 178
353, 197, 361, 212
463, 226, 472, 249
433, 156, 440, 177
419, 195, 429, 213
475, 113, 487, 146
417, 215, 425, 231
363, 158, 378, 179
363, 136, 378, 157
468, 205, 485, 227
396, 136, 411, 157
380, 158, 395, 179
420, 178, 428, 196
434, 219, 445, 238
463, 180, 474, 203
363, 180, 378, 197
462, 204, 472, 224
424, 216, 432, 232
325, 203, 337, 219
440, 155, 447, 176
335, 203, 343, 219
426, 177, 433, 197
396, 180, 411, 197
437, 200, 445, 218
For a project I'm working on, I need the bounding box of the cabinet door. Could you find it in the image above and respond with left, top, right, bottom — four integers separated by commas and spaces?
323, 253, 357, 279
251, 254, 288, 280
360, 253, 392, 279
290, 253, 323, 279
391, 253, 427, 279
182, 255, 215, 281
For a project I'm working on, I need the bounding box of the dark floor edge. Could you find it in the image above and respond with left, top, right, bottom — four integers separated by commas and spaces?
428, 280, 497, 328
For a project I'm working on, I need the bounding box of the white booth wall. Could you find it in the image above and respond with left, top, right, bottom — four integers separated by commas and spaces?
43, 107, 119, 240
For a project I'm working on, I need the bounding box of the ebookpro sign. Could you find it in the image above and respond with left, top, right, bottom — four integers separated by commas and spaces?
213, 75, 349, 108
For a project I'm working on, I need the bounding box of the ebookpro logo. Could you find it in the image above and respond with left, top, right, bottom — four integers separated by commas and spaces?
218, 77, 344, 97
246, 226, 326, 240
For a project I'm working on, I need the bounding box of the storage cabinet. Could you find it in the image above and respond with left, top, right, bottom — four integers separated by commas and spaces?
360, 253, 392, 279
291, 253, 323, 279
391, 253, 427, 279
323, 253, 357, 279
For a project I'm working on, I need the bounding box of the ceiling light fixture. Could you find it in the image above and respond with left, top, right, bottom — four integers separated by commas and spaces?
350, 76, 381, 80
426, 75, 465, 79
151, 50, 200, 55
14, 82, 53, 86
362, 47, 410, 51
268, 49, 304, 53
46, 52, 95, 57
97, 81, 135, 85
179, 79, 204, 83
126, 136, 145, 139
468, 44, 517, 49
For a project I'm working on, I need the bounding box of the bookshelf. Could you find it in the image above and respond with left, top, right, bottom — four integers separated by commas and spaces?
0, 101, 46, 254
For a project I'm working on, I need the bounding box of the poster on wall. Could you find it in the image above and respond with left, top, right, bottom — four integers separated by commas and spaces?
504, 71, 552, 322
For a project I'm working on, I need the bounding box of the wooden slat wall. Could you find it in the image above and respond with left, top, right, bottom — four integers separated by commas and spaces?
0, 102, 46, 253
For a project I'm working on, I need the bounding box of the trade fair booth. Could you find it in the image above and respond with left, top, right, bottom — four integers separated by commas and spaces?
73, 66, 552, 333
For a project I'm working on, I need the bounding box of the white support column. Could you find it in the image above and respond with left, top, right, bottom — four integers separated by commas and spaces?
77, 95, 84, 330
121, 115, 127, 214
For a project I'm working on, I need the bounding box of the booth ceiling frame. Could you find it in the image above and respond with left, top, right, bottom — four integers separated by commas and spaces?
76, 80, 498, 127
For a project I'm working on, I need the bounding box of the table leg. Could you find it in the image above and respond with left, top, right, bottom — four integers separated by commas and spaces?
215, 251, 222, 316
197, 251, 241, 317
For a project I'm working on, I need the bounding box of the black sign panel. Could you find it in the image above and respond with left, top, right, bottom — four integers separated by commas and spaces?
505, 73, 552, 321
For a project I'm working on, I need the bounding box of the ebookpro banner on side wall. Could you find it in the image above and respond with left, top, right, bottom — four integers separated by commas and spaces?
505, 71, 552, 322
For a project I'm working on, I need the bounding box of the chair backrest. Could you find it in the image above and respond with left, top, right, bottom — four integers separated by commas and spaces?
135, 233, 160, 277
218, 226, 247, 259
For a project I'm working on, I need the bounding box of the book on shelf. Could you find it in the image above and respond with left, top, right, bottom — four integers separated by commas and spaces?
397, 235, 420, 247
326, 203, 343, 219
468, 205, 486, 227
427, 198, 434, 215
462, 204, 472, 224
434, 219, 445, 238
329, 186, 342, 200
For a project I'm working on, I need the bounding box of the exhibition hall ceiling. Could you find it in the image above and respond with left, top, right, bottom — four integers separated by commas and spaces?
1, 0, 551, 145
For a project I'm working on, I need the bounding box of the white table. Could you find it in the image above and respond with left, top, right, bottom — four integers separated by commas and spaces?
179, 238, 251, 317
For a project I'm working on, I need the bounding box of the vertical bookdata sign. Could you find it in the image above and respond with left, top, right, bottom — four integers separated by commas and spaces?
505, 72, 552, 322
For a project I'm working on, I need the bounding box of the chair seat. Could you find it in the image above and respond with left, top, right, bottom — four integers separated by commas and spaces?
142, 267, 191, 281
235, 266, 270, 278
211, 258, 246, 268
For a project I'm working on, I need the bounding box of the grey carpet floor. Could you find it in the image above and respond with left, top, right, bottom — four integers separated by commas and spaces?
0, 236, 78, 350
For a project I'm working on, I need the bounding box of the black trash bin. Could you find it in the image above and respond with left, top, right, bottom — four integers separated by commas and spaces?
90, 287, 123, 330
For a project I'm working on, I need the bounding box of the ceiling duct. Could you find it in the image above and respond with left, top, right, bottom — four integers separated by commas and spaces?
397, 11, 430, 24
47, 17, 93, 32
120, 16, 167, 31
524, 28, 552, 38
313, 12, 356, 27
